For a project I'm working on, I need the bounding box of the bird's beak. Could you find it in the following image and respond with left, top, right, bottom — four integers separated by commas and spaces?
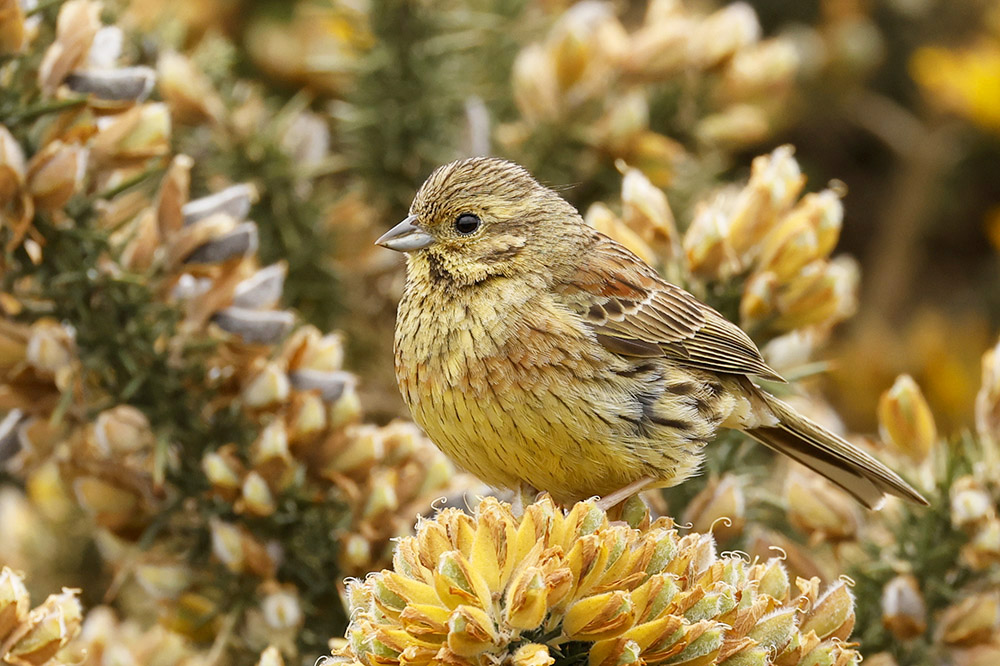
375, 215, 435, 252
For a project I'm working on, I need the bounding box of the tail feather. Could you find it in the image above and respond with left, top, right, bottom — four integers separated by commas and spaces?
746, 391, 929, 509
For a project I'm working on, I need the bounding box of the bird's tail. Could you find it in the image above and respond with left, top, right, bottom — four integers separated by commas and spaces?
745, 389, 929, 509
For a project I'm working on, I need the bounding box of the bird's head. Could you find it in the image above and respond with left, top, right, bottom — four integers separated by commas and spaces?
376, 157, 586, 286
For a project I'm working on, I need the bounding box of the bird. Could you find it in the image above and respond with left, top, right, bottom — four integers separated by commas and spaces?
376, 157, 928, 511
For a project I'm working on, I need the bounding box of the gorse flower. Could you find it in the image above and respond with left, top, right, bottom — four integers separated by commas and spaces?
0, 567, 82, 666
333, 496, 860, 666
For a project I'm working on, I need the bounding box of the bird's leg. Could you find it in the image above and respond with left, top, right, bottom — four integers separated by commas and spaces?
596, 476, 655, 512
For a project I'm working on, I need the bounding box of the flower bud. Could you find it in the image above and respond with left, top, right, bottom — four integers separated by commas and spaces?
25, 320, 75, 376
878, 374, 937, 463
785, 471, 858, 541
752, 558, 790, 602
512, 45, 560, 124
596, 90, 649, 154
622, 167, 680, 261
938, 593, 1000, 646
975, 338, 1000, 451
562, 590, 635, 640
962, 517, 1000, 570
243, 362, 291, 408
756, 214, 821, 283
10, 591, 83, 664
547, 2, 617, 97
772, 257, 859, 331
133, 562, 191, 600
0, 566, 30, 641
93, 405, 152, 456
0, 124, 27, 199
260, 585, 303, 631
434, 551, 492, 611
685, 193, 741, 279
694, 104, 770, 148
157, 51, 225, 123
91, 103, 171, 165
257, 646, 285, 666
447, 604, 499, 657
722, 38, 799, 99
241, 471, 276, 517
209, 519, 276, 577
749, 607, 798, 653
683, 475, 746, 542
729, 146, 805, 260
287, 392, 327, 442
0, 0, 25, 55
800, 582, 855, 642
72, 477, 141, 532
503, 567, 548, 631
690, 3, 760, 68
624, 14, 692, 79
512, 643, 554, 666
37, 0, 101, 94
202, 446, 244, 492
881, 574, 926, 640
26, 140, 87, 211
586, 202, 656, 266
951, 476, 995, 530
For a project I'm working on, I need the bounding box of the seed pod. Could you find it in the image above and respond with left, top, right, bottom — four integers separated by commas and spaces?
183, 221, 259, 264
212, 308, 295, 345
233, 263, 287, 310
64, 66, 155, 102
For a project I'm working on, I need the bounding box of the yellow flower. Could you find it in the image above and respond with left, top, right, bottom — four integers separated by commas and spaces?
911, 43, 1000, 133
335, 496, 860, 666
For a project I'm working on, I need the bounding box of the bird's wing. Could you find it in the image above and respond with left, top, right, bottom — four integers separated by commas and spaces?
555, 233, 785, 381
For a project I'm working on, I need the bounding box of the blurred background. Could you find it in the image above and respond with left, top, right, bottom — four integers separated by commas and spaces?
111, 0, 1000, 433
2, 0, 999, 665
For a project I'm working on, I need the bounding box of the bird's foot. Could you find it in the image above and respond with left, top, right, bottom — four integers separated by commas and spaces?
596, 476, 655, 512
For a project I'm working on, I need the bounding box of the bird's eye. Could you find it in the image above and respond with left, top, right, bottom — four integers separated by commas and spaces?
454, 213, 481, 235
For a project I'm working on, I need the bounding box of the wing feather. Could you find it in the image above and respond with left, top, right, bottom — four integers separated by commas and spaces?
556, 232, 785, 382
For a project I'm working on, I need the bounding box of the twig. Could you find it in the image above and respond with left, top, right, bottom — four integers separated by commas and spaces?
846, 92, 959, 323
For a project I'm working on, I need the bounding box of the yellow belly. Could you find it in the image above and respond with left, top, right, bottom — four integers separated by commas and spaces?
393, 281, 714, 503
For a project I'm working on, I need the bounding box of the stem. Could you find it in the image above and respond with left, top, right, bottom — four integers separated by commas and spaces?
8, 96, 87, 123
846, 92, 958, 323
26, 0, 65, 16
